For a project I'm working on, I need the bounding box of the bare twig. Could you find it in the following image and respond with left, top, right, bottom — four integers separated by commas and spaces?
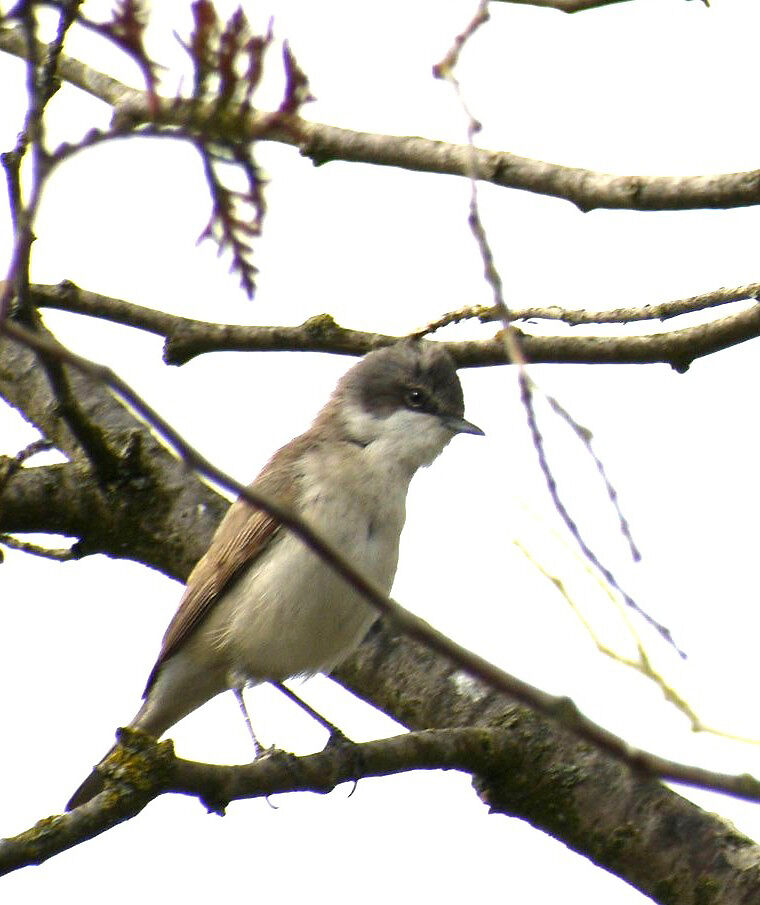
0, 534, 76, 561
0, 437, 52, 477
521, 376, 681, 653
475, 282, 760, 326
515, 539, 698, 720
435, 3, 663, 647
543, 392, 640, 561
1, 2, 81, 313
0, 8, 138, 478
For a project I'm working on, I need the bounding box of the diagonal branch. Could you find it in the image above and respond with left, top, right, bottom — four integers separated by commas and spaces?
0, 25, 751, 214
0, 326, 227, 579
336, 622, 757, 905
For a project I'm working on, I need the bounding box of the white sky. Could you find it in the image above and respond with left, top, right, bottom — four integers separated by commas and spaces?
2, 1, 760, 902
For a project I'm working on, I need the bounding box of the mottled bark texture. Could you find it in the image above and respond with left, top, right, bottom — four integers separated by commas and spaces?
337, 628, 760, 905
0, 325, 224, 578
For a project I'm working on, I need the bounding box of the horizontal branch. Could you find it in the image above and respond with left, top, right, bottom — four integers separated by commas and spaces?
27, 280, 760, 371
2, 718, 755, 884
0, 727, 556, 872
460, 303, 760, 372
491, 0, 634, 9
0, 25, 753, 213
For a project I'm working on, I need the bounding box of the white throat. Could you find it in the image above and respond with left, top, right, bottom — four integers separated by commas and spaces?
341, 402, 453, 472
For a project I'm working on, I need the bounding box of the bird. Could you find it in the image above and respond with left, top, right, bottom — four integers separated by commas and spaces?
66, 339, 483, 809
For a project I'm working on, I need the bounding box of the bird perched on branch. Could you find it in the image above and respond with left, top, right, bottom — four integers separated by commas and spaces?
66, 339, 483, 810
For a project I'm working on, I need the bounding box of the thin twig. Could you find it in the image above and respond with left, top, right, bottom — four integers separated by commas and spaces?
543, 392, 640, 561
520, 378, 683, 654
476, 282, 760, 326
435, 3, 666, 646
0, 534, 76, 561
0, 438, 50, 481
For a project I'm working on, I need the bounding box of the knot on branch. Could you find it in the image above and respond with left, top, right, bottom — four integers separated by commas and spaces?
303, 313, 340, 341
98, 727, 175, 803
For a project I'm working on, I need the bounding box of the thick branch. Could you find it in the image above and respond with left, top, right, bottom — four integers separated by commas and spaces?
335, 624, 760, 905
0, 462, 91, 540
0, 327, 226, 578
0, 26, 753, 214
27, 281, 760, 371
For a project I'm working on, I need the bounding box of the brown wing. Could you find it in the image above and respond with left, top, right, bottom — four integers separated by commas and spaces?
143, 441, 305, 695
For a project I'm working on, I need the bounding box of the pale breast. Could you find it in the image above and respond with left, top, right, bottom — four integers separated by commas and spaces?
215, 442, 410, 681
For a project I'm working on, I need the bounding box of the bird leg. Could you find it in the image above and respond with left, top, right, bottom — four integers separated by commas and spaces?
227, 673, 265, 759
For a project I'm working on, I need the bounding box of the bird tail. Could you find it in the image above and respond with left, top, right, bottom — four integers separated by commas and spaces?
65, 724, 171, 811
65, 748, 113, 810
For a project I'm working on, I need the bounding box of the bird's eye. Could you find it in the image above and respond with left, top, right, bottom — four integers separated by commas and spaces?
405, 388, 426, 409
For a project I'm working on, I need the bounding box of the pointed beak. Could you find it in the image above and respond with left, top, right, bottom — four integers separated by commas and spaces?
441, 414, 485, 436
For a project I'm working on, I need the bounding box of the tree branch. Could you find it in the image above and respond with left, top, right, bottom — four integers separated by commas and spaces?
0, 727, 569, 873
0, 25, 751, 214
0, 533, 76, 560
490, 0, 634, 10
457, 281, 760, 327
0, 327, 226, 578
335, 623, 759, 905
0, 462, 88, 539
25, 280, 760, 371
2, 718, 755, 903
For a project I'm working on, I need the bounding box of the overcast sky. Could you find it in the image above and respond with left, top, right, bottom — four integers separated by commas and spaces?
3, 1, 760, 903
